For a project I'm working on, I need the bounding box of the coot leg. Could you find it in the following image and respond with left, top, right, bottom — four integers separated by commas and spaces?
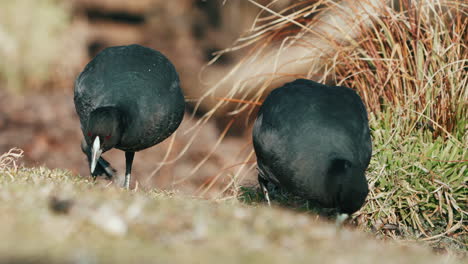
258, 174, 271, 206
124, 151, 135, 189
81, 139, 115, 179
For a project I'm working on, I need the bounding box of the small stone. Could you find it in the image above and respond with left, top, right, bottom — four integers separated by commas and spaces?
49, 196, 74, 214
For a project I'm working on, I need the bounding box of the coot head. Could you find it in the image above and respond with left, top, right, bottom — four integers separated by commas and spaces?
85, 106, 125, 173
326, 159, 369, 214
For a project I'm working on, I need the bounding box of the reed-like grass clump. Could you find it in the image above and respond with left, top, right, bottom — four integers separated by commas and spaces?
205, 0, 467, 250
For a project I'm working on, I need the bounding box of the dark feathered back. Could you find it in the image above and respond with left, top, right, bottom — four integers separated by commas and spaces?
74, 44, 185, 152
253, 79, 371, 213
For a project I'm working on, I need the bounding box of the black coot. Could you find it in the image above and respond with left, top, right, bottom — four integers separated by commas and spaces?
74, 44, 185, 189
252, 79, 371, 215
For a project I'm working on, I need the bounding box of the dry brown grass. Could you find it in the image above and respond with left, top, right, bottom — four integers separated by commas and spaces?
199, 0, 467, 134
0, 148, 23, 172
329, 0, 467, 137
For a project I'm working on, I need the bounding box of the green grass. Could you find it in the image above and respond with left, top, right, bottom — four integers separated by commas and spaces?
0, 150, 465, 264
363, 110, 466, 242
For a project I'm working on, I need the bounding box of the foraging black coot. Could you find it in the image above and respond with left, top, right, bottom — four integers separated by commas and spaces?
74, 44, 185, 189
252, 79, 372, 214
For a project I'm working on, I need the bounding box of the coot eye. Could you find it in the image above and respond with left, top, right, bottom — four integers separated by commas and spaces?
105, 135, 111, 140
87, 132, 92, 137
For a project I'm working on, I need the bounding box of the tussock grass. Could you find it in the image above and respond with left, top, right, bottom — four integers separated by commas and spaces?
329, 0, 467, 137
361, 111, 466, 248
196, 0, 467, 252
0, 0, 69, 92
0, 151, 464, 263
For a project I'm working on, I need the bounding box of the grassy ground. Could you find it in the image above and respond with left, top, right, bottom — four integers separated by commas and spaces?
0, 150, 465, 264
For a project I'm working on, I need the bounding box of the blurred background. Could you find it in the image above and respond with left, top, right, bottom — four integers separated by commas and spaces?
0, 0, 290, 195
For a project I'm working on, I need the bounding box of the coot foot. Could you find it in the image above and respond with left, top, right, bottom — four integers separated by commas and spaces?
258, 174, 271, 206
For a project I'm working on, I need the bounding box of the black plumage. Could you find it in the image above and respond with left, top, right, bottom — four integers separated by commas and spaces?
252, 79, 372, 214
74, 44, 185, 188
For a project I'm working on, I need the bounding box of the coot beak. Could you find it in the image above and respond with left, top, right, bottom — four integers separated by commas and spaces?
90, 136, 103, 173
